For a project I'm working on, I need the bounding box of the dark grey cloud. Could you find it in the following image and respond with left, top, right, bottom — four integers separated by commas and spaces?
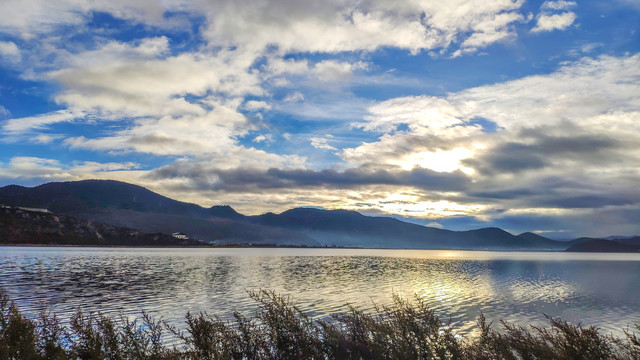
463, 131, 625, 175
466, 173, 640, 209
129, 134, 179, 146
532, 134, 619, 155
468, 176, 589, 201
463, 142, 548, 174
147, 164, 471, 192
531, 194, 638, 209
468, 188, 538, 200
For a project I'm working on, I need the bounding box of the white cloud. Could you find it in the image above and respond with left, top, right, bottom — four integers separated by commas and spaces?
580, 43, 603, 53
312, 60, 368, 81
455, 11, 525, 56
0, 22, 303, 178
352, 53, 640, 154
0, 0, 179, 39
0, 0, 529, 57
50, 48, 264, 117
0, 41, 21, 62
2, 109, 84, 137
453, 54, 640, 131
63, 103, 244, 157
541, 1, 577, 11
283, 92, 305, 102
276, 94, 371, 122
61, 98, 307, 170
0, 106, 11, 118
253, 134, 274, 143
72, 161, 140, 172
200, 0, 526, 56
343, 53, 640, 221
243, 100, 272, 111
0, 0, 85, 38
0, 40, 273, 162
63, 37, 170, 68
532, 12, 576, 32
0, 0, 535, 182
32, 134, 63, 144
531, 0, 577, 33
567, 42, 604, 57
357, 96, 465, 133
310, 137, 337, 151
264, 58, 370, 84
263, 57, 309, 76
0, 156, 139, 180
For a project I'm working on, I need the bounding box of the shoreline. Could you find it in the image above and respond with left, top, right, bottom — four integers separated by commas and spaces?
0, 242, 569, 251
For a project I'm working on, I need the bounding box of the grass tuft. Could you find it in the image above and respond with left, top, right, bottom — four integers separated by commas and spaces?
1, 288, 639, 359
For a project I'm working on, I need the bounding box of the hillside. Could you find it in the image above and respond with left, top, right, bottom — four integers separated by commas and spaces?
0, 206, 204, 246
0, 180, 572, 249
0, 180, 317, 246
565, 238, 640, 253
0, 180, 238, 218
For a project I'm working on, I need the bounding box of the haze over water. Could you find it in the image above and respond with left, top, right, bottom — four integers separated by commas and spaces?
2, 247, 639, 339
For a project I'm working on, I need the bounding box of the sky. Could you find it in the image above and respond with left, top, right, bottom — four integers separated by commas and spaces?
0, 0, 639, 238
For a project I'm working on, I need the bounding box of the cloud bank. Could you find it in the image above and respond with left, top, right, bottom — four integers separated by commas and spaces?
0, 0, 638, 237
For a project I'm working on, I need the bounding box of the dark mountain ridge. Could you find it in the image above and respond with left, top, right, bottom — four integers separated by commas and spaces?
0, 180, 616, 250
0, 180, 237, 219
565, 238, 640, 253
0, 206, 203, 246
0, 180, 315, 246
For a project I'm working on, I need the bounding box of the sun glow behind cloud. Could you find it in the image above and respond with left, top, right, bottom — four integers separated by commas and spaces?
0, 0, 639, 237
395, 148, 476, 174
369, 194, 484, 219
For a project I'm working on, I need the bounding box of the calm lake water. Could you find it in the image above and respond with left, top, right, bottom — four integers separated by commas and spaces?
1, 246, 639, 338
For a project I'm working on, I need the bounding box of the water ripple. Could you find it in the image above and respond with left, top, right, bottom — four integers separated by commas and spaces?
1, 247, 639, 339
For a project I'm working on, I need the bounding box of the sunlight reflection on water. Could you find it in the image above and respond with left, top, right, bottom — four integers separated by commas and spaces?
1, 247, 639, 339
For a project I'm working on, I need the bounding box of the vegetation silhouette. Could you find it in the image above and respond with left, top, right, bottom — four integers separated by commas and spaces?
1, 289, 639, 359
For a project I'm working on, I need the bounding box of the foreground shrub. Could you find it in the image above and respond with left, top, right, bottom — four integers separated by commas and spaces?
0, 288, 639, 359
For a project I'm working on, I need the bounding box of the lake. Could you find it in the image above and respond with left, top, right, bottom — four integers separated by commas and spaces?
1, 246, 639, 339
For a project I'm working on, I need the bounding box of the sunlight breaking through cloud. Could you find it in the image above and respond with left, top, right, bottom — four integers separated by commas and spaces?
0, 0, 639, 237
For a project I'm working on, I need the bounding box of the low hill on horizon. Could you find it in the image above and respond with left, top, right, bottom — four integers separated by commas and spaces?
0, 179, 613, 250
565, 238, 640, 253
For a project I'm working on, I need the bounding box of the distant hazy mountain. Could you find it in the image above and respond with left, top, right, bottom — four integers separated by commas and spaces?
603, 235, 640, 241
0, 179, 618, 250
251, 208, 567, 249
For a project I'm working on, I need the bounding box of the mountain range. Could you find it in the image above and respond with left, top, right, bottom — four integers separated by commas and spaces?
0, 180, 637, 252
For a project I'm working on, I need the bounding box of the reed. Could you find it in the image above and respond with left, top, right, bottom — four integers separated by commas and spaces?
1, 289, 638, 360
